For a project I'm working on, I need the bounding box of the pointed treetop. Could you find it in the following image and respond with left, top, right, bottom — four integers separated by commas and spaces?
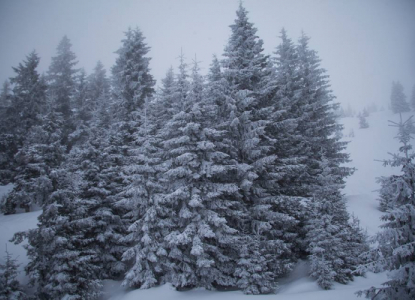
208, 55, 222, 82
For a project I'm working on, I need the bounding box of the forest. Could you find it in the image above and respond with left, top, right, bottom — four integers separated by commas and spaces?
0, 3, 414, 300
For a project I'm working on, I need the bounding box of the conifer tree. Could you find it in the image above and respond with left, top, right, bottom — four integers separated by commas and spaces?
221, 4, 297, 294
122, 66, 178, 290
0, 52, 48, 183
69, 69, 91, 147
359, 114, 369, 129
306, 157, 367, 289
358, 116, 415, 299
295, 33, 352, 196
3, 111, 65, 213
48, 35, 78, 146
157, 58, 243, 291
0, 80, 11, 108
390, 81, 410, 114
88, 61, 110, 109
410, 84, 415, 111
112, 27, 155, 121
0, 246, 27, 300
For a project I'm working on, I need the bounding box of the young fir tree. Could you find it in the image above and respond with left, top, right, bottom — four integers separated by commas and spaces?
0, 246, 27, 300
390, 81, 410, 114
306, 156, 367, 289
358, 116, 415, 300
47, 35, 78, 147
359, 113, 369, 129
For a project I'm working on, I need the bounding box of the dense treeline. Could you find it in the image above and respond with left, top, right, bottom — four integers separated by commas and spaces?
0, 4, 368, 299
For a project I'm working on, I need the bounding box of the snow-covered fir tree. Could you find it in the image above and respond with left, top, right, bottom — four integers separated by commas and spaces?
3, 111, 65, 214
359, 113, 369, 129
0, 80, 11, 108
221, 4, 298, 294
88, 61, 110, 110
0, 52, 48, 183
0, 246, 27, 300
390, 81, 410, 114
121, 65, 179, 290
47, 35, 78, 147
306, 157, 367, 289
358, 116, 415, 300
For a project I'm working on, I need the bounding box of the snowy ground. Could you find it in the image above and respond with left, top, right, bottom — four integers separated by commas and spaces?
0, 109, 411, 299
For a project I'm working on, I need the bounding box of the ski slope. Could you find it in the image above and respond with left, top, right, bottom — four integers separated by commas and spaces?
0, 109, 411, 299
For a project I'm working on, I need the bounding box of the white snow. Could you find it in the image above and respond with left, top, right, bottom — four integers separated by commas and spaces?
1, 109, 411, 300
0, 186, 41, 287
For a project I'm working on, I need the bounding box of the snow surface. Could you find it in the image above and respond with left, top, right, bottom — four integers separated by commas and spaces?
0, 186, 41, 287
0, 109, 411, 299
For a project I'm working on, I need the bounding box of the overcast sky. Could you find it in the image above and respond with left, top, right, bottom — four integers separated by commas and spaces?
0, 0, 414, 111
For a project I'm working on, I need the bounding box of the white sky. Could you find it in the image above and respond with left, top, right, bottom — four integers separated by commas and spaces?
0, 0, 414, 111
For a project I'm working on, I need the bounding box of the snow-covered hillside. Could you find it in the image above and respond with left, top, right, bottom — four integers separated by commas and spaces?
0, 109, 411, 299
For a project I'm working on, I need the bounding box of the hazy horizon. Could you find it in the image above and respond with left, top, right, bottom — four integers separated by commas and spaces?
1, 0, 414, 111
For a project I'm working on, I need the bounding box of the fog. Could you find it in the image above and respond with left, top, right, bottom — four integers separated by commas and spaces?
0, 0, 414, 111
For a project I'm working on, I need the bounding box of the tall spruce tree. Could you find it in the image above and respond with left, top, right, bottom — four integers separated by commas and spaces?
48, 35, 78, 147
294, 33, 360, 287
390, 81, 410, 114
0, 52, 46, 183
221, 4, 299, 294
121, 66, 178, 289
358, 116, 415, 299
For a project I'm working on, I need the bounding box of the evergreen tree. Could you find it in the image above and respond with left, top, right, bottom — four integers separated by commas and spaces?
410, 84, 415, 111
390, 81, 410, 114
10, 51, 47, 132
358, 116, 415, 300
112, 27, 155, 121
88, 61, 110, 110
306, 157, 367, 289
294, 33, 360, 287
69, 69, 91, 147
157, 58, 243, 291
0, 80, 11, 108
121, 66, 177, 290
47, 35, 78, 146
3, 111, 65, 213
0, 246, 27, 300
221, 4, 297, 294
295, 33, 352, 197
0, 52, 47, 183
359, 114, 369, 129
13, 169, 102, 299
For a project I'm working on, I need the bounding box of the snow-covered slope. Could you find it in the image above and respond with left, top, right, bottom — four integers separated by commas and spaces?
0, 109, 411, 299
0, 186, 41, 287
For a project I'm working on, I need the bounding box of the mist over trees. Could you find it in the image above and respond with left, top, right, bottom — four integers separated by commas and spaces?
0, 4, 372, 299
